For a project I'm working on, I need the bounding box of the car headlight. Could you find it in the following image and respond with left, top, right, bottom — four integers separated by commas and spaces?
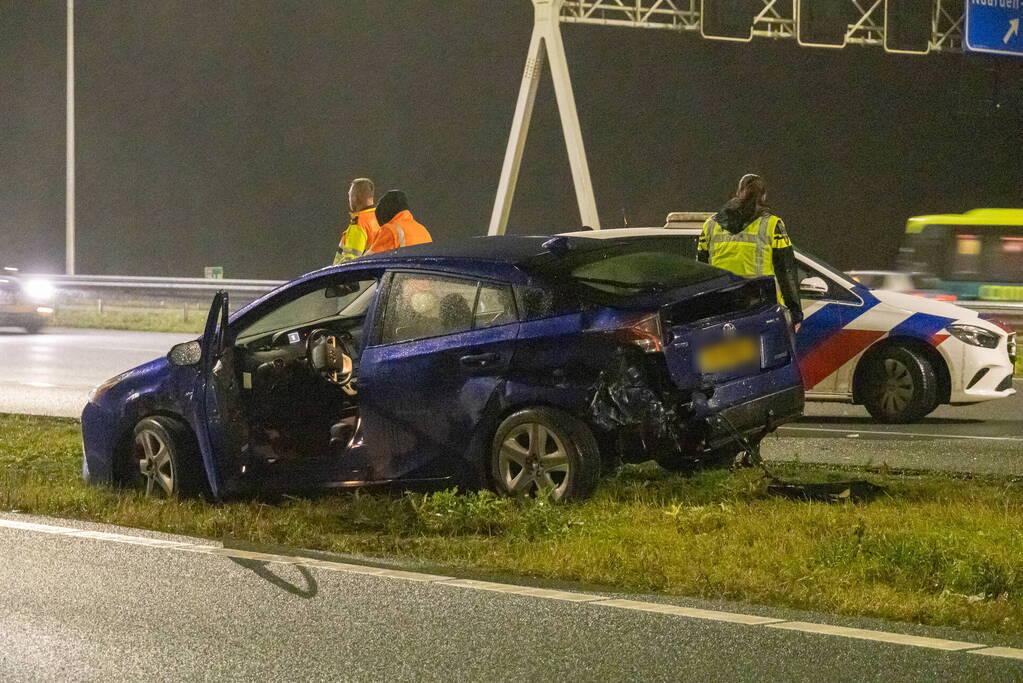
947, 324, 1000, 349
22, 279, 56, 303
88, 370, 131, 403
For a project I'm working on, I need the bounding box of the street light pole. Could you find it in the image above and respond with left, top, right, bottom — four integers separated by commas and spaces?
65, 0, 75, 275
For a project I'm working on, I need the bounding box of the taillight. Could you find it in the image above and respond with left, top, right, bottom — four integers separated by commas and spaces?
617, 313, 663, 353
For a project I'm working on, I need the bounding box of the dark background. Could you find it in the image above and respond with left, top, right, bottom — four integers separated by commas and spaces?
1, 1, 1021, 279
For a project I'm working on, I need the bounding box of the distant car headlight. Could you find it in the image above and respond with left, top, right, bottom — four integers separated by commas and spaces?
22, 279, 56, 302
947, 324, 1000, 349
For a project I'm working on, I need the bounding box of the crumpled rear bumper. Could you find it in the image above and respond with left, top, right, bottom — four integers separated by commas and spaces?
704, 384, 804, 449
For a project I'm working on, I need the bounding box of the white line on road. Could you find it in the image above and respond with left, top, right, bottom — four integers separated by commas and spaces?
779, 426, 1023, 442
594, 598, 784, 625
2, 515, 1022, 662
766, 621, 980, 651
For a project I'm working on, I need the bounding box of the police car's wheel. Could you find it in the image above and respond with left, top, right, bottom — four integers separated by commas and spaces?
490, 408, 602, 501
861, 345, 938, 424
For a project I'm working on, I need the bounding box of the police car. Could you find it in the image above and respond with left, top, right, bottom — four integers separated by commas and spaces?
562, 214, 1017, 424
0, 268, 54, 333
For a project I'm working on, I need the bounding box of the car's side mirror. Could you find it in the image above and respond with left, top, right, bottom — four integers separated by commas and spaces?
325, 282, 359, 298
168, 340, 202, 366
799, 276, 829, 297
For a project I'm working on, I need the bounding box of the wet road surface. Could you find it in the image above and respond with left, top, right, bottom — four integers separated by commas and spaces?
1, 512, 1020, 682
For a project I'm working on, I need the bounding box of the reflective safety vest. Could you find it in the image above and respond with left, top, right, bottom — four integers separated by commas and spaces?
366, 210, 432, 255
698, 213, 791, 278
334, 207, 381, 265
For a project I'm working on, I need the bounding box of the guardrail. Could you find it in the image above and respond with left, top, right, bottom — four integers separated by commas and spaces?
20, 273, 1023, 329
957, 301, 1023, 328
26, 273, 286, 308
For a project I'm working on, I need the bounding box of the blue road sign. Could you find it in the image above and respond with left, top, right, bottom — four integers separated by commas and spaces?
965, 0, 1023, 56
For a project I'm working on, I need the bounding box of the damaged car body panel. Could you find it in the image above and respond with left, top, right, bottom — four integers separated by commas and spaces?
82, 235, 804, 501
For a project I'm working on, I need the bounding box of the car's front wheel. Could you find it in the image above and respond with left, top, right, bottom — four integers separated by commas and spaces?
131, 416, 202, 498
490, 408, 601, 501
861, 345, 939, 424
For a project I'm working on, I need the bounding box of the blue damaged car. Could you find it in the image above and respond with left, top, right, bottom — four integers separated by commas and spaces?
82, 235, 804, 501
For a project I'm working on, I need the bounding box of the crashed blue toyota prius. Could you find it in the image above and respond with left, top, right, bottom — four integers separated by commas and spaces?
81, 235, 804, 501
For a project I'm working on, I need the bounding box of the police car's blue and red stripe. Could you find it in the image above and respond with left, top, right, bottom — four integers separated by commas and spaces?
795, 289, 955, 390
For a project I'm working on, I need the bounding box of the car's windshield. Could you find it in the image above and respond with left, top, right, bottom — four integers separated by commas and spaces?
236, 280, 375, 342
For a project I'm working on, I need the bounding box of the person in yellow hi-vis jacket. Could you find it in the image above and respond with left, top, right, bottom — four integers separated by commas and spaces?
333, 178, 380, 264
698, 174, 803, 327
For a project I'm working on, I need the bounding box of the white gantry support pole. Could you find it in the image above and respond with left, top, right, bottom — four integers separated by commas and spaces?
66, 0, 76, 275
488, 0, 600, 236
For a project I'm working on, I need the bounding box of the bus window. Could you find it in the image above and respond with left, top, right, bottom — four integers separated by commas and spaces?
950, 232, 982, 277
989, 232, 1023, 284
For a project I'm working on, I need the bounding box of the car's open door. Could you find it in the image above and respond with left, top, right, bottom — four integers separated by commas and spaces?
193, 291, 249, 498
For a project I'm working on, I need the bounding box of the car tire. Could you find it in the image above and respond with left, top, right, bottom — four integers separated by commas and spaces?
490, 408, 602, 501
861, 345, 938, 424
131, 416, 203, 498
22, 320, 44, 334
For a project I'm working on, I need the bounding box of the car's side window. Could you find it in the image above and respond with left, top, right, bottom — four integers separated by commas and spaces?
379, 275, 519, 345
796, 261, 858, 303
474, 284, 517, 329
380, 273, 478, 344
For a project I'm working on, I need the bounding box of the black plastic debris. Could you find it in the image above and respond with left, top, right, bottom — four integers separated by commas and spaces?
765, 478, 885, 503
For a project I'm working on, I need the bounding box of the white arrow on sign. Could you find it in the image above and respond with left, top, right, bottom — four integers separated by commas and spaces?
1005, 18, 1020, 44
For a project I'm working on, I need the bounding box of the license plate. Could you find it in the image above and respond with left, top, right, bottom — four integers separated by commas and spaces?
698, 336, 758, 373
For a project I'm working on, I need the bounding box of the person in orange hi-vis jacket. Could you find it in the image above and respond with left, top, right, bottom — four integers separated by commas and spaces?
365, 190, 432, 255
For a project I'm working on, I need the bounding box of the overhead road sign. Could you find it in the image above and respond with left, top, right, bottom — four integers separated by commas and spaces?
965, 0, 1023, 56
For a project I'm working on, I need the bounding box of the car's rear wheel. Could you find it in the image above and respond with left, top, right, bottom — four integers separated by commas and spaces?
131, 416, 202, 498
22, 320, 44, 334
490, 408, 601, 501
861, 345, 938, 424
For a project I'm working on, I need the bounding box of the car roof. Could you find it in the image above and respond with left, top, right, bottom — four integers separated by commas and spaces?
357, 235, 555, 265
559, 227, 682, 239
333, 233, 694, 271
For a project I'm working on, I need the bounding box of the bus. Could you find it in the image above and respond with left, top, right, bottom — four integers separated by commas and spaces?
898, 209, 1023, 301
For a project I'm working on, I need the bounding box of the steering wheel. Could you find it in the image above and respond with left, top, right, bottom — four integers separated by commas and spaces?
306, 328, 357, 395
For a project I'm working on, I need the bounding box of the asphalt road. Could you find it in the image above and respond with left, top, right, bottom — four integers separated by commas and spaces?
1, 512, 1020, 682
0, 327, 1019, 474
0, 327, 191, 417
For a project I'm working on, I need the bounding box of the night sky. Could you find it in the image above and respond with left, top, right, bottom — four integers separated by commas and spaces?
2, 1, 1021, 280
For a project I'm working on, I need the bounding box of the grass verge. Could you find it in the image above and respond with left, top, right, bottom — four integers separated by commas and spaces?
52, 306, 204, 334
2, 412, 1022, 635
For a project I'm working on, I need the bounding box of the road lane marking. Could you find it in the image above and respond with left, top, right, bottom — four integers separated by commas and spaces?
441, 578, 603, 602
593, 598, 784, 625
779, 426, 1023, 442
6, 515, 1023, 661
766, 621, 981, 651
972, 647, 1023, 660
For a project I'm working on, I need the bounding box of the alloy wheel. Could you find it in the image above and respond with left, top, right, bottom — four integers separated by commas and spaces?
135, 428, 175, 497
878, 358, 914, 415
497, 422, 571, 500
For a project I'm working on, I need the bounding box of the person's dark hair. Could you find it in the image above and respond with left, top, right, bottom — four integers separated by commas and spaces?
715, 174, 768, 232
375, 190, 410, 225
